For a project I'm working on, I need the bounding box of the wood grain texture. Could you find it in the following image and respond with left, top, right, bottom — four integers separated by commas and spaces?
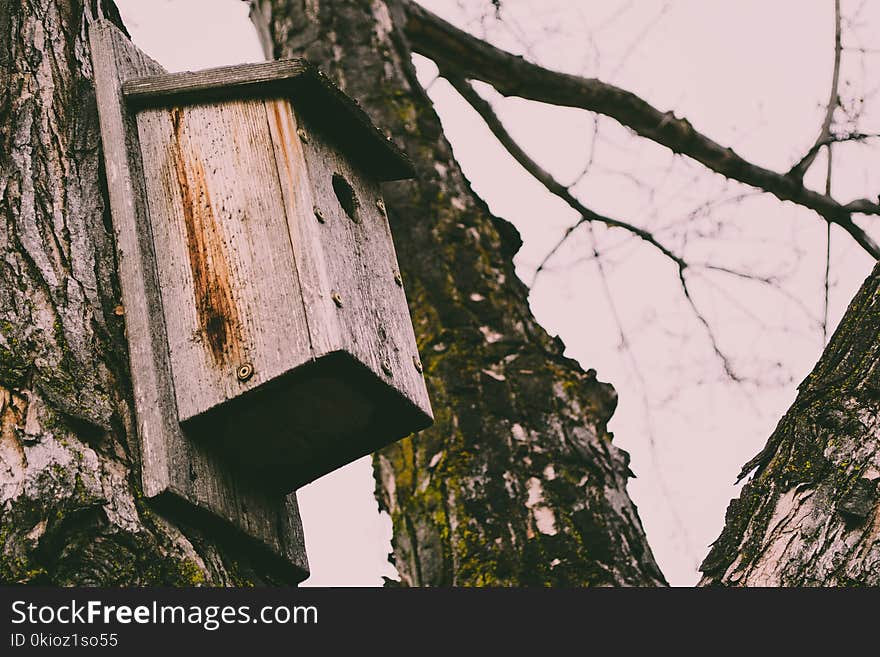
123, 59, 310, 99
89, 19, 308, 580
136, 99, 312, 422
89, 19, 176, 499
122, 59, 414, 181
265, 98, 342, 359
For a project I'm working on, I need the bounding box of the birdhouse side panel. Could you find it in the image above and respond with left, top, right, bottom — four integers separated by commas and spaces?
135, 99, 313, 423
296, 112, 432, 419
356, 184, 434, 418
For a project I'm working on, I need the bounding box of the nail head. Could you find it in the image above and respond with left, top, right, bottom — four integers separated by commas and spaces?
236, 362, 254, 382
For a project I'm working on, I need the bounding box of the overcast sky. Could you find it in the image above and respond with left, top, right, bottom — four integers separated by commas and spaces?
115, 0, 880, 586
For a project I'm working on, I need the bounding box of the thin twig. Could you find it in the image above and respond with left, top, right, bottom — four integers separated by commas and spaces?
569, 115, 601, 187
823, 143, 834, 344
699, 264, 822, 329
789, 0, 843, 181
677, 269, 740, 381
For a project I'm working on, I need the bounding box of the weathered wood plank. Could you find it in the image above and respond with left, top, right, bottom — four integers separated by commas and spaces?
352, 169, 434, 416
89, 20, 178, 500
135, 99, 312, 422
89, 19, 308, 580
123, 59, 310, 100
264, 98, 342, 359
121, 60, 414, 181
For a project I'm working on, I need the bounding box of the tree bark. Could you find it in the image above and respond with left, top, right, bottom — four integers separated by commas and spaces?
701, 262, 880, 586
253, 0, 665, 586
0, 0, 292, 585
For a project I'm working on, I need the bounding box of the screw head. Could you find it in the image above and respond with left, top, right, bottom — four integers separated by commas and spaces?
236, 362, 254, 382
314, 206, 326, 223
296, 128, 309, 143
376, 199, 386, 214
393, 271, 403, 287
381, 360, 393, 376
413, 356, 423, 374
331, 291, 344, 307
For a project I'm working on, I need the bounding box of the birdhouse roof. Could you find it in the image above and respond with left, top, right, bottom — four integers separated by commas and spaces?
122, 59, 415, 181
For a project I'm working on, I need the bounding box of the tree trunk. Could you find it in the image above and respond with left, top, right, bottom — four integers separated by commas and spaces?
0, 0, 292, 585
701, 262, 880, 586
253, 0, 666, 586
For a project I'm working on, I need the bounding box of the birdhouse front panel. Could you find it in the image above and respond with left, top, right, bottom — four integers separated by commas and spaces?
136, 98, 314, 422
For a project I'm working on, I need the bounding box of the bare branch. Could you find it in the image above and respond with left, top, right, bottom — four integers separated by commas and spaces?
403, 0, 880, 259
443, 75, 686, 281
788, 0, 842, 182
447, 74, 805, 380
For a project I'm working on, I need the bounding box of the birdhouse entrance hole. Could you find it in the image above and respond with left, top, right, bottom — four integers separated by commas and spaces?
332, 173, 359, 222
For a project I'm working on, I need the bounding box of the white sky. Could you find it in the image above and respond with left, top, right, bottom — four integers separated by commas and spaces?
115, 0, 880, 586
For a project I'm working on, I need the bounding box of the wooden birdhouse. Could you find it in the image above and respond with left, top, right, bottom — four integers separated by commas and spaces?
89, 20, 432, 577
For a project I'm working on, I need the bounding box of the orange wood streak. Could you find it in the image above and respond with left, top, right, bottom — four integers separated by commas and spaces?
167, 107, 241, 367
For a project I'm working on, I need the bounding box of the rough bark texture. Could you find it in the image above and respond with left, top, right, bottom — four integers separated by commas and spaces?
701, 263, 880, 586
0, 0, 294, 585
254, 0, 666, 586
